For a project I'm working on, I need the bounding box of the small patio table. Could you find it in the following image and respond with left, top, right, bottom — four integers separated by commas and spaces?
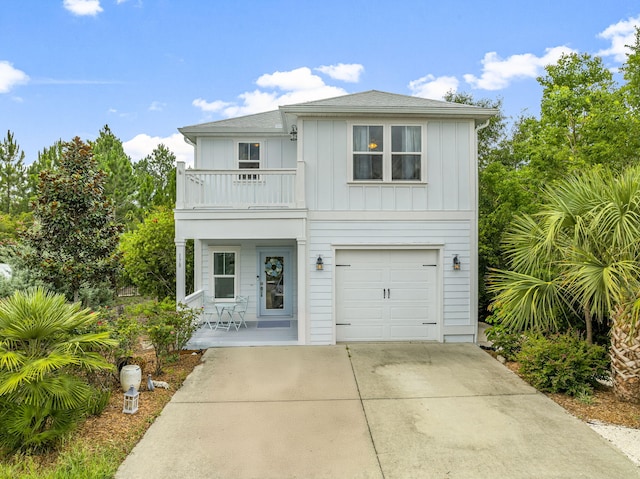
207, 302, 238, 331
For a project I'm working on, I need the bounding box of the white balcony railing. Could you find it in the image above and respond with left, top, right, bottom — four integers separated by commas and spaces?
176, 163, 302, 209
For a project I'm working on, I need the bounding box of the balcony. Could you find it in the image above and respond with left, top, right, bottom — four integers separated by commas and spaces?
176, 162, 304, 210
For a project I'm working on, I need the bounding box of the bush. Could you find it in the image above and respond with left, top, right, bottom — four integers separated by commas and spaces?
132, 298, 200, 374
516, 332, 609, 396
485, 324, 524, 361
0, 288, 117, 453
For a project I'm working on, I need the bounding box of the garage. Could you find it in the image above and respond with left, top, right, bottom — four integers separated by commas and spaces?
335, 249, 439, 341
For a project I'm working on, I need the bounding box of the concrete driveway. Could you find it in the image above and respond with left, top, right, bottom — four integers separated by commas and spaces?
116, 343, 640, 478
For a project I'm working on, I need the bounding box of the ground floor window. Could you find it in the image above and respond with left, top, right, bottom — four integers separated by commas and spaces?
210, 247, 240, 300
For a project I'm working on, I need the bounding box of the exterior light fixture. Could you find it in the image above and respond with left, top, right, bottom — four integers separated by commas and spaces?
290, 125, 298, 141
123, 386, 139, 414
316, 255, 324, 270
453, 254, 461, 270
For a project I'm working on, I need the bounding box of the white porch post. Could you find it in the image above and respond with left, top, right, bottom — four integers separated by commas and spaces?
176, 239, 186, 303
176, 162, 185, 209
296, 238, 307, 344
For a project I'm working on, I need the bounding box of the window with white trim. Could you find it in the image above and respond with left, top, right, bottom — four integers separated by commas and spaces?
351, 124, 423, 182
210, 248, 239, 301
238, 142, 260, 180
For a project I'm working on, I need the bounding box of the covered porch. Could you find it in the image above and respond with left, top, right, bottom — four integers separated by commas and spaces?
186, 318, 299, 348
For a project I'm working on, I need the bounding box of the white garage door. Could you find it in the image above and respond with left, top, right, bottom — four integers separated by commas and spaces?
335, 249, 439, 341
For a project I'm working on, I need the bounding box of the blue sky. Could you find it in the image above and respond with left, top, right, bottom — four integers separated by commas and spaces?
1, 1, 639, 165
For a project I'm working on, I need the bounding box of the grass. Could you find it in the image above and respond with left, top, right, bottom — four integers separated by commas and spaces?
0, 444, 124, 479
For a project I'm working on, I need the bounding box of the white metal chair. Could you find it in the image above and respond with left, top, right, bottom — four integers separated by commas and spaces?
231, 296, 248, 329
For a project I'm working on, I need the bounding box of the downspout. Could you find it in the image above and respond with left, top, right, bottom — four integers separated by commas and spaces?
473, 118, 491, 343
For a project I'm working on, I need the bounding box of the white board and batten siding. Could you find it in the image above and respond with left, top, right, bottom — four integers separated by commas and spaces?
301, 118, 474, 212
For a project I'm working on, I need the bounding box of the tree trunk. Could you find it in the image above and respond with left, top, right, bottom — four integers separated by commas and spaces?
584, 307, 593, 344
610, 304, 640, 403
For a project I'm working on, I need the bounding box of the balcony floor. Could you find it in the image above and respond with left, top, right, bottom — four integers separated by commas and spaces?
186, 320, 299, 349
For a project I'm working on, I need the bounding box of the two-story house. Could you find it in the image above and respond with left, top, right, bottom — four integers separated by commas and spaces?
175, 90, 496, 347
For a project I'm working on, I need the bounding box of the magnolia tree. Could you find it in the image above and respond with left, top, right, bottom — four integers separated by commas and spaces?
20, 137, 122, 303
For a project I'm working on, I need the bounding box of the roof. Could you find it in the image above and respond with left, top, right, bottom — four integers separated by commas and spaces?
179, 90, 498, 141
280, 90, 498, 120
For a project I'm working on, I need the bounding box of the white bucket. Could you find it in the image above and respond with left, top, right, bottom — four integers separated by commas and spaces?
120, 364, 142, 392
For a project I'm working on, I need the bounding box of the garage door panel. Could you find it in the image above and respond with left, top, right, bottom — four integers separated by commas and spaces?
342, 306, 383, 320
389, 306, 430, 320
342, 287, 384, 301
336, 250, 439, 342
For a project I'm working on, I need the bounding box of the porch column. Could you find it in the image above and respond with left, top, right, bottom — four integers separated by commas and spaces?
176, 239, 186, 303
176, 162, 185, 209
194, 239, 203, 292
296, 238, 307, 344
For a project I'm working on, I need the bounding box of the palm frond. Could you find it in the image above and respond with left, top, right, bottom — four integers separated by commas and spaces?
488, 268, 570, 332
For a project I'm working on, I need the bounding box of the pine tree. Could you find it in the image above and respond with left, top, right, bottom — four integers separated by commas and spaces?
0, 131, 27, 214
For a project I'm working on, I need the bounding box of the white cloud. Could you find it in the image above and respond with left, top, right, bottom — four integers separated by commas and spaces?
0, 61, 29, 93
463, 46, 575, 90
256, 67, 326, 91
123, 133, 194, 166
63, 0, 103, 16
148, 101, 166, 112
315, 63, 364, 83
192, 98, 233, 113
408, 74, 459, 100
192, 66, 349, 118
597, 15, 640, 62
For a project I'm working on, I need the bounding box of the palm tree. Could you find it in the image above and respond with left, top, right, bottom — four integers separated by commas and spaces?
489, 165, 640, 402
0, 288, 117, 451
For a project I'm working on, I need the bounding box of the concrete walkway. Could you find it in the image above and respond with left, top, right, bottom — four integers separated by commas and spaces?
116, 343, 640, 478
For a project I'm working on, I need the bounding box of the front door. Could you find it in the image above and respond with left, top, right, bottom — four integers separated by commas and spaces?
258, 249, 292, 317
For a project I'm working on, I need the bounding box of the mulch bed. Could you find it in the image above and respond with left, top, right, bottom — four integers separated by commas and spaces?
500, 355, 640, 429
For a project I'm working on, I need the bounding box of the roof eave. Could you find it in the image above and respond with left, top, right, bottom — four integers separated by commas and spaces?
178, 127, 288, 143
279, 105, 498, 121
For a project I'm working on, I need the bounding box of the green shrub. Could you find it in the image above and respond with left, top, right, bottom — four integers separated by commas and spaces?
485, 324, 524, 361
0, 288, 117, 453
516, 332, 609, 396
133, 298, 200, 374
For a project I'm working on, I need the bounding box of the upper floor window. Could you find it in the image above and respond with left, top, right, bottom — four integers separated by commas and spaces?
391, 126, 421, 180
353, 125, 383, 180
351, 124, 422, 182
238, 142, 260, 180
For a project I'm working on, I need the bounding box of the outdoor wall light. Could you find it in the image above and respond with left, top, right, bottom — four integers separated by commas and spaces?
453, 254, 461, 270
316, 255, 324, 270
290, 125, 298, 141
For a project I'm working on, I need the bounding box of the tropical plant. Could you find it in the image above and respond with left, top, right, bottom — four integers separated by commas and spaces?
0, 288, 116, 452
489, 165, 640, 401
609, 295, 640, 403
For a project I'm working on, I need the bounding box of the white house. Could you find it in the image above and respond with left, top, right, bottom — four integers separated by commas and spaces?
175, 90, 497, 347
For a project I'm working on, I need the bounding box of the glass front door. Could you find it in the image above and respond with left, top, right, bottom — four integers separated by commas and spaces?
258, 250, 292, 316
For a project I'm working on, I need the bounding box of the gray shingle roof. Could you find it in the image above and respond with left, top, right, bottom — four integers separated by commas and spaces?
179, 90, 497, 141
